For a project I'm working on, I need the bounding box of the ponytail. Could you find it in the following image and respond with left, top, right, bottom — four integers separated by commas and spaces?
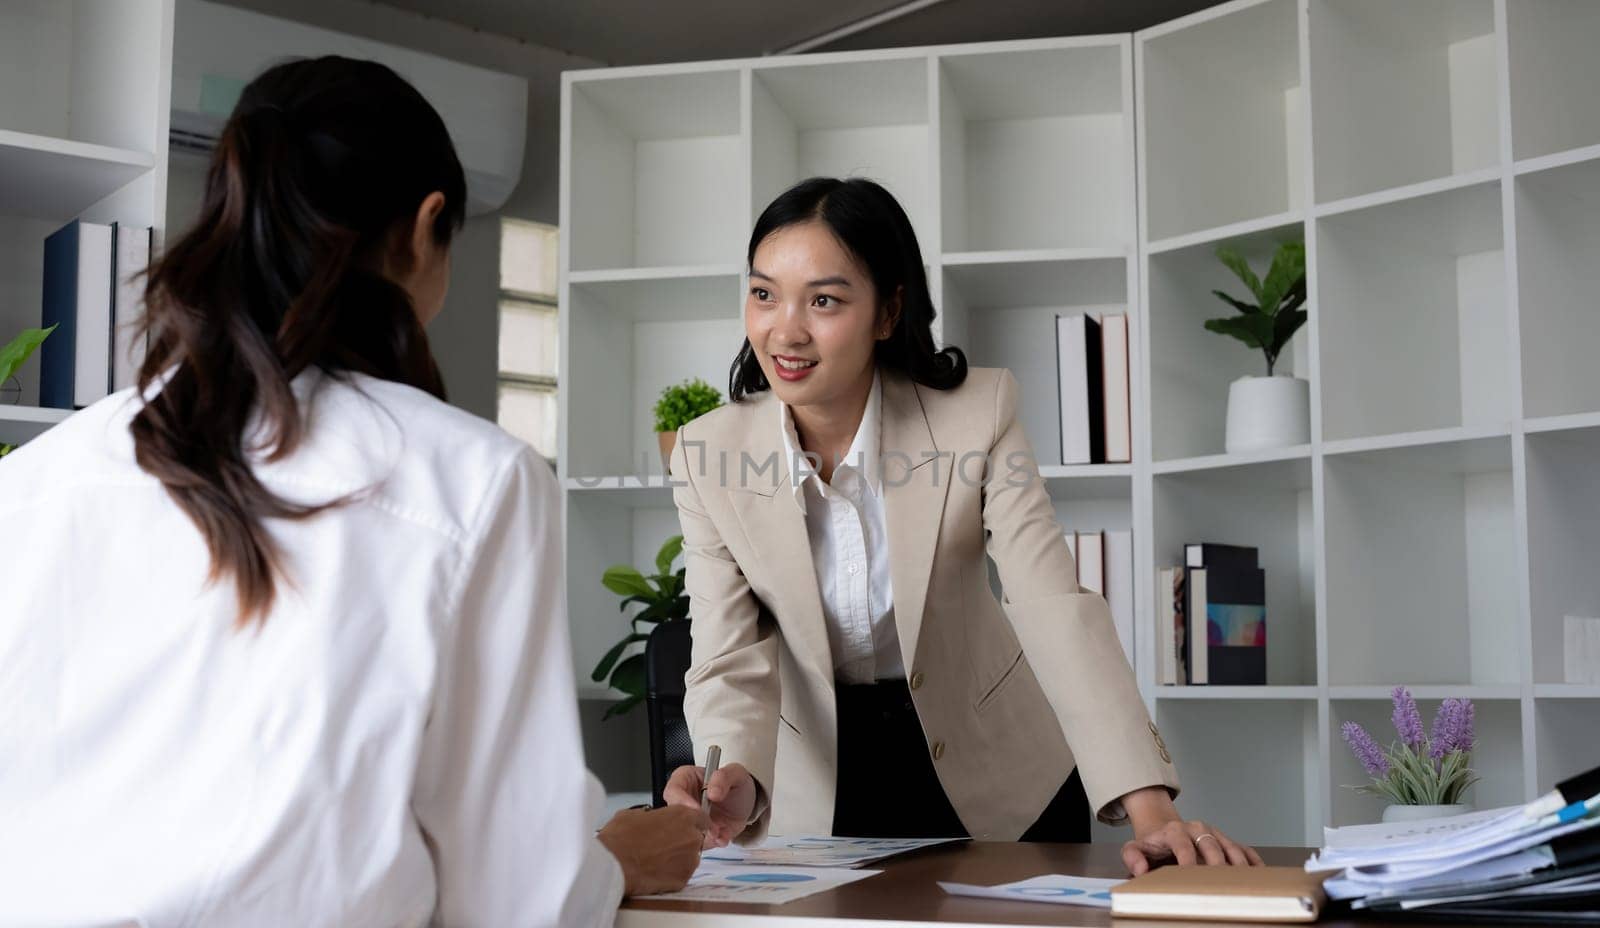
131, 56, 466, 626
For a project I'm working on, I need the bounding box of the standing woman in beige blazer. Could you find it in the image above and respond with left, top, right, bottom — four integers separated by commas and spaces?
663, 177, 1262, 874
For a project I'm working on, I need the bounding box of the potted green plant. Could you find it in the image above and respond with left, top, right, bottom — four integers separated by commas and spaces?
653, 378, 722, 473
0, 325, 56, 407
1342, 687, 1479, 823
591, 535, 688, 719
1205, 241, 1309, 453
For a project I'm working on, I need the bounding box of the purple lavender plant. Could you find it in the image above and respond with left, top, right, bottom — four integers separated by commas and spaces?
1430, 698, 1474, 759
1392, 686, 1425, 749
1342, 721, 1389, 777
1343, 691, 1480, 808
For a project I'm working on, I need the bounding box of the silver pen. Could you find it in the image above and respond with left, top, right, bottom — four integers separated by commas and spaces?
700, 744, 722, 815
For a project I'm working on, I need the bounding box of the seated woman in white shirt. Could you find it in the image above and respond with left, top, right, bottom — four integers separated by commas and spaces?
0, 55, 702, 927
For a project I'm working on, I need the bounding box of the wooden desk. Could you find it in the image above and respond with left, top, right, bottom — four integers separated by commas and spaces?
621, 843, 1418, 927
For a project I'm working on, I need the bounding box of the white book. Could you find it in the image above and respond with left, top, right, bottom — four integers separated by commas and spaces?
1105, 529, 1134, 666
1101, 314, 1131, 463
1158, 567, 1180, 685
1188, 567, 1209, 685
73, 223, 115, 407
1056, 314, 1096, 464
1076, 530, 1104, 595
112, 224, 152, 392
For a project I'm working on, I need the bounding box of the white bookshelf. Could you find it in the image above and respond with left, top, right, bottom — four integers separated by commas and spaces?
0, 0, 173, 442
559, 0, 1600, 841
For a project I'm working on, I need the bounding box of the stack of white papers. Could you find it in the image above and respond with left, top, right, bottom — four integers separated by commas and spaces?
1307, 782, 1600, 920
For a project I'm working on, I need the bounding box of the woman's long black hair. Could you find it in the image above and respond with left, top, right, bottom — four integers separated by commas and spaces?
132, 56, 466, 625
729, 177, 966, 401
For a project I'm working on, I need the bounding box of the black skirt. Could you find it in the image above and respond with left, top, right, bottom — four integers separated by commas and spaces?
831, 679, 1090, 842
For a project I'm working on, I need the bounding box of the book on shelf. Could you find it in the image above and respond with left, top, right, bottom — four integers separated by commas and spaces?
1075, 530, 1104, 595
40, 220, 115, 410
1055, 314, 1103, 465
1100, 314, 1131, 463
111, 224, 153, 392
38, 220, 149, 408
1104, 529, 1134, 667
1185, 542, 1258, 570
1188, 565, 1266, 686
1055, 312, 1131, 466
1157, 566, 1188, 686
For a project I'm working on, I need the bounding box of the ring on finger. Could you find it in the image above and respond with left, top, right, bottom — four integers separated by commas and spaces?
1195, 833, 1219, 846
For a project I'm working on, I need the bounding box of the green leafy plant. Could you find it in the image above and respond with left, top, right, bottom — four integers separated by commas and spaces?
652, 378, 722, 433
591, 535, 688, 719
1343, 688, 1480, 807
1205, 241, 1307, 376
0, 444, 13, 458
0, 324, 56, 385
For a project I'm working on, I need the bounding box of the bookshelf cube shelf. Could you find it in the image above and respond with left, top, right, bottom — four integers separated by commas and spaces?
936, 43, 1131, 254
1316, 181, 1510, 443
0, 0, 171, 420
562, 271, 743, 480
565, 492, 684, 698
1309, 0, 1500, 205
1534, 698, 1600, 794
1147, 221, 1308, 462
1524, 425, 1600, 685
752, 58, 932, 249
1324, 435, 1518, 687
1156, 698, 1320, 846
942, 255, 1131, 469
1152, 455, 1317, 687
1506, 0, 1600, 162
1513, 155, 1600, 420
561, 1, 1600, 820
1329, 696, 1524, 826
1139, 0, 1304, 243
568, 70, 744, 272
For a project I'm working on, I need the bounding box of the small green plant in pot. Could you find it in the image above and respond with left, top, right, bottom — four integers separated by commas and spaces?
1206, 241, 1310, 453
653, 378, 722, 473
592, 535, 688, 719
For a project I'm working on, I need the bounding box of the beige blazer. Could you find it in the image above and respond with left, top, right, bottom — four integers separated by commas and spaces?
669, 367, 1179, 841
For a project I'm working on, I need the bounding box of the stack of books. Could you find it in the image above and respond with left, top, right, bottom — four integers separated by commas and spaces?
39, 219, 152, 409
1156, 542, 1266, 685
1067, 529, 1133, 666
1055, 313, 1130, 465
1308, 765, 1600, 923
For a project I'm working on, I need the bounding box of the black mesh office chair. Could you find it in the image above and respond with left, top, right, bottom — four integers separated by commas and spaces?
645, 619, 695, 808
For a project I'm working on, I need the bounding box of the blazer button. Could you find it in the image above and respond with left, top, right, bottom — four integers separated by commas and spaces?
909, 671, 925, 691
932, 741, 946, 761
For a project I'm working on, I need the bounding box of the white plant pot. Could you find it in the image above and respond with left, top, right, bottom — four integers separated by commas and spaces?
1381, 802, 1473, 824
1224, 375, 1310, 453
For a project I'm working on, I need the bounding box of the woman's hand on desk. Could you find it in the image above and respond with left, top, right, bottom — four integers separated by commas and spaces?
597, 805, 708, 896
1118, 786, 1264, 875
663, 762, 758, 849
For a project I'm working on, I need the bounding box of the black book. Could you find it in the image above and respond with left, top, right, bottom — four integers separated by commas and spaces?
1185, 542, 1259, 570
1188, 565, 1266, 685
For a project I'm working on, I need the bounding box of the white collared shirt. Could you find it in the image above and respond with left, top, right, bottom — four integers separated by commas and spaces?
780, 372, 905, 684
0, 371, 622, 927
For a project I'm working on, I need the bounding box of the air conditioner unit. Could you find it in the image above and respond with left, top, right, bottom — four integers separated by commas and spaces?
171, 0, 527, 216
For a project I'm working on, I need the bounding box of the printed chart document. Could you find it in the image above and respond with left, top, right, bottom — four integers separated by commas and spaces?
644, 861, 880, 905
703, 835, 964, 869
939, 874, 1123, 908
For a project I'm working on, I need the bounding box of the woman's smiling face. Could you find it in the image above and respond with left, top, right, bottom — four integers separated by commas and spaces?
744, 220, 896, 410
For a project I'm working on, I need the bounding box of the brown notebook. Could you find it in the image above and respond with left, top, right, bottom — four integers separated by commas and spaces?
1109, 866, 1330, 922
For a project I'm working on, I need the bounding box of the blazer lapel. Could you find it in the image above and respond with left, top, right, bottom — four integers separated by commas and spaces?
726, 399, 835, 684
880, 372, 950, 672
